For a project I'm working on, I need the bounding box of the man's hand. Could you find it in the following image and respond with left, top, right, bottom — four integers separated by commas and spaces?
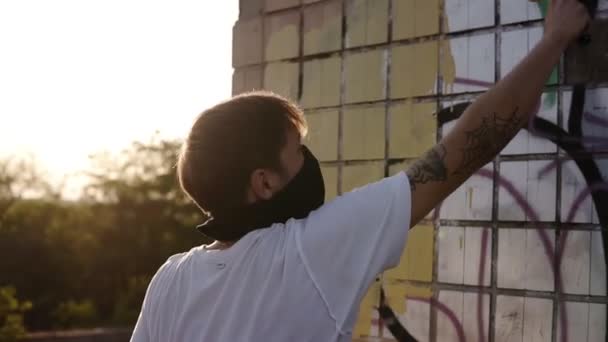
405, 0, 590, 227
544, 0, 591, 46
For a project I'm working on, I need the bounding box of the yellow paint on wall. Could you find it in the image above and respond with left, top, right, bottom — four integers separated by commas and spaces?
393, 0, 440, 40
385, 283, 408, 313
344, 49, 387, 103
265, 12, 300, 61
405, 283, 433, 299
301, 57, 342, 108
390, 41, 439, 99
353, 281, 381, 338
320, 165, 339, 201
383, 282, 433, 316
385, 225, 434, 282
389, 101, 437, 158
232, 18, 263, 67
341, 162, 385, 193
303, 0, 342, 55
406, 225, 434, 282
264, 62, 300, 101
415, 0, 440, 37
265, 0, 299, 12
343, 105, 386, 160
232, 66, 263, 95
346, 0, 389, 48
305, 109, 340, 161
389, 161, 412, 176
266, 25, 299, 60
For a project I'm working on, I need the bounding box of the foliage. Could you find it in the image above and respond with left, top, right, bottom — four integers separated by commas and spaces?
52, 299, 98, 329
0, 135, 207, 332
0, 286, 31, 342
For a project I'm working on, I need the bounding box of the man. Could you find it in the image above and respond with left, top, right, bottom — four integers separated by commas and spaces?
131, 1, 589, 341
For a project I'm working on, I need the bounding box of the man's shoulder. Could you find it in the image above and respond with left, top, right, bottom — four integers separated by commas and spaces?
148, 248, 201, 286
159, 246, 205, 272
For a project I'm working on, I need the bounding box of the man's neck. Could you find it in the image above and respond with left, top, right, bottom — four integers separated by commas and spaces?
204, 240, 235, 250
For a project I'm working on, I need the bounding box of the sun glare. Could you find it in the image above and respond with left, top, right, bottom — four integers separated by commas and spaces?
0, 0, 238, 197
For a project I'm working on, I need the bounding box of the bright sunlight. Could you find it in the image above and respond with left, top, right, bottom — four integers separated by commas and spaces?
0, 0, 238, 197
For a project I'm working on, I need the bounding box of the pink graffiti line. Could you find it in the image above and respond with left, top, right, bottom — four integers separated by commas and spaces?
408, 297, 467, 342
538, 158, 562, 178
449, 76, 608, 342
556, 183, 608, 342
473, 169, 569, 342
558, 182, 608, 266
584, 111, 608, 128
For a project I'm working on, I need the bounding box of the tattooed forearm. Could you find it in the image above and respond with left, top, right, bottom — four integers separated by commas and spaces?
406, 143, 448, 191
454, 107, 523, 175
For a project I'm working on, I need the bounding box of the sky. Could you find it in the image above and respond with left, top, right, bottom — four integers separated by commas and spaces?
0, 0, 238, 195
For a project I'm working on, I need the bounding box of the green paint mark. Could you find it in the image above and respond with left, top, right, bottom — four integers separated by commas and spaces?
548, 67, 558, 84
537, 1, 558, 90
538, 0, 550, 17
543, 90, 557, 109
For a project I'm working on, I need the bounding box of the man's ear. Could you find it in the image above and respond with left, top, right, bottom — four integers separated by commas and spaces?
249, 168, 275, 201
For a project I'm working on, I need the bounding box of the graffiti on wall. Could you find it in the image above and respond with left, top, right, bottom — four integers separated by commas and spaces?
232, 0, 608, 340
376, 1, 608, 341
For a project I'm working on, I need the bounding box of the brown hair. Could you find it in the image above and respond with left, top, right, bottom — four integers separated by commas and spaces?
177, 91, 307, 219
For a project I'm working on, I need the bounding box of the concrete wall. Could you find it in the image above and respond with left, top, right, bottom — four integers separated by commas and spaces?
232, 0, 608, 341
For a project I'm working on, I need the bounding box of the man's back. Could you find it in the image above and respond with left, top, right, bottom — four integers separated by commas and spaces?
132, 226, 339, 341
131, 172, 412, 342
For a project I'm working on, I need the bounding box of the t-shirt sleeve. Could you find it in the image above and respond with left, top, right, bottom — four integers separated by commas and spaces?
130, 289, 151, 342
129, 256, 178, 342
294, 171, 412, 333
130, 308, 150, 342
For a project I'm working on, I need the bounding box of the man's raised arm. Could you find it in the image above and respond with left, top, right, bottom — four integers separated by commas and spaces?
406, 0, 590, 227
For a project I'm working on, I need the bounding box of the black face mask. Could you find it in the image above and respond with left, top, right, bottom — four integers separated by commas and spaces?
196, 145, 325, 242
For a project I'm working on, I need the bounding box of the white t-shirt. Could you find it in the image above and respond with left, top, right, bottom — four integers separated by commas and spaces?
130, 171, 412, 342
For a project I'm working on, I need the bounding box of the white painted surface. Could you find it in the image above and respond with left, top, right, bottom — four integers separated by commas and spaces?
436, 290, 465, 342
444, 0, 494, 32
498, 228, 555, 291
523, 298, 553, 342
501, 92, 558, 155
498, 161, 556, 222
591, 231, 608, 296
495, 295, 524, 342
494, 296, 554, 342
501, 0, 543, 24
438, 226, 491, 286
438, 136, 493, 220
561, 230, 591, 295
500, 27, 543, 79
463, 227, 492, 286
589, 304, 607, 342
443, 33, 494, 94
557, 302, 590, 342
436, 290, 489, 342
562, 159, 597, 224
438, 226, 465, 284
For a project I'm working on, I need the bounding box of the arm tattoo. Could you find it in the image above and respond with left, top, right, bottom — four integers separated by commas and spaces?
454, 107, 523, 175
406, 143, 448, 191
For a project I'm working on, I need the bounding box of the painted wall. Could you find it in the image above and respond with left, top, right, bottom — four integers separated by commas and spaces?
232, 0, 608, 341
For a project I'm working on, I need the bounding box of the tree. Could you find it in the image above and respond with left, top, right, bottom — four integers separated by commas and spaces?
0, 155, 58, 228
0, 286, 31, 342
0, 135, 206, 331
79, 134, 205, 326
